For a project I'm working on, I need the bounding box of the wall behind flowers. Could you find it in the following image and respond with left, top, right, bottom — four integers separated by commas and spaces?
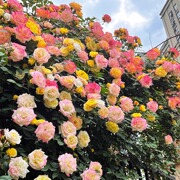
0, 0, 179, 179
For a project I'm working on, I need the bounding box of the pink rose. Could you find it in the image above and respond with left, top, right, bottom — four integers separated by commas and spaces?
94, 54, 108, 69
107, 106, 124, 123
59, 121, 76, 138
85, 82, 101, 94
63, 60, 77, 74
173, 64, 180, 77
139, 75, 153, 88
109, 48, 120, 58
45, 79, 58, 88
77, 51, 89, 63
109, 83, 120, 97
81, 169, 101, 180
102, 14, 111, 23
162, 61, 174, 72
108, 57, 119, 68
30, 71, 46, 88
28, 149, 48, 170
60, 10, 73, 23
59, 100, 76, 117
11, 11, 28, 25
87, 93, 101, 100
165, 135, 173, 145
119, 97, 134, 112
89, 161, 103, 176
0, 29, 11, 44
14, 25, 33, 43
33, 48, 51, 64
131, 117, 148, 132
35, 121, 55, 143
58, 153, 77, 176
9, 43, 27, 62
12, 107, 36, 126
8, 157, 29, 179
42, 33, 56, 45
56, 75, 75, 90
7, 0, 23, 11
146, 48, 160, 60
46, 46, 61, 57
146, 100, 158, 113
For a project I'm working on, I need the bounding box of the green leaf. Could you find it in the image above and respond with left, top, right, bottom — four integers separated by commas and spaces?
0, 176, 12, 180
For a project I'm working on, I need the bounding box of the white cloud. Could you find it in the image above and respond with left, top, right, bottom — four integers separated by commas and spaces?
103, 0, 151, 34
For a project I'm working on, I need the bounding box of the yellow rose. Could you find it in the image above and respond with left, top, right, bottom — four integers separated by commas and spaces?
36, 87, 44, 95
13, 95, 18, 101
87, 60, 95, 67
89, 51, 98, 58
139, 105, 146, 112
59, 28, 69, 34
28, 57, 36, 65
76, 70, 89, 80
106, 121, 119, 133
44, 99, 58, 109
131, 113, 142, 118
6, 148, 17, 157
77, 130, 90, 148
31, 118, 45, 126
0, 9, 4, 16
26, 18, 41, 35
83, 99, 97, 111
59, 91, 72, 100
155, 66, 167, 77
146, 114, 156, 122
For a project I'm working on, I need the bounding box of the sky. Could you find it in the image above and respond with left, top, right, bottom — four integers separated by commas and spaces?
52, 0, 167, 52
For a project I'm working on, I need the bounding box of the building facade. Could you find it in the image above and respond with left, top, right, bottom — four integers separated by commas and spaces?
160, 0, 180, 58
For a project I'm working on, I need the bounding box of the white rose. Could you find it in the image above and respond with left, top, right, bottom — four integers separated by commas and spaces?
4, 129, 21, 145
43, 86, 60, 101
17, 93, 37, 108
77, 131, 90, 148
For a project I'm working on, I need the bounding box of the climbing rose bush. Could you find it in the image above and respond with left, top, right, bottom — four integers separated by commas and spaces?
0, 0, 179, 179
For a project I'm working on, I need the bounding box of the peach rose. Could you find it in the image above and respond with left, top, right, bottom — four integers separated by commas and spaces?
131, 117, 148, 132
165, 135, 173, 145
77, 130, 90, 148
33, 48, 51, 64
28, 149, 48, 170
43, 86, 59, 101
64, 134, 78, 150
12, 107, 36, 126
146, 100, 158, 113
59, 121, 76, 138
58, 153, 77, 176
107, 106, 124, 123
35, 121, 55, 143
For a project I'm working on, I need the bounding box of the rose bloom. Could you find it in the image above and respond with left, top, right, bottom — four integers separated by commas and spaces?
58, 153, 77, 177
60, 9, 73, 23
173, 63, 180, 77
77, 130, 90, 148
98, 40, 109, 51
68, 114, 83, 130
43, 86, 59, 101
119, 96, 134, 112
34, 175, 51, 180
106, 95, 117, 106
108, 57, 119, 68
46, 46, 61, 57
146, 48, 160, 60
17, 93, 37, 108
28, 149, 48, 170
59, 121, 76, 138
106, 121, 119, 134
59, 99, 76, 117
139, 74, 153, 88
8, 157, 29, 179
89, 161, 103, 176
4, 129, 21, 145
35, 121, 55, 143
30, 70, 46, 88
85, 82, 101, 94
107, 106, 124, 123
7, 0, 23, 11
77, 50, 89, 63
14, 25, 33, 43
165, 135, 173, 145
81, 169, 101, 180
56, 75, 75, 90
11, 11, 28, 25
87, 93, 101, 100
110, 67, 123, 79
131, 117, 148, 132
0, 29, 11, 44
59, 91, 72, 100
162, 61, 174, 72
33, 48, 51, 64
168, 47, 179, 58
98, 107, 108, 119
12, 107, 36, 126
9, 43, 27, 62
64, 134, 78, 150
44, 99, 59, 109
109, 48, 121, 58
63, 60, 77, 74
109, 83, 120, 97
146, 100, 158, 113
42, 33, 56, 46
168, 96, 180, 109
102, 14, 111, 23
94, 54, 108, 69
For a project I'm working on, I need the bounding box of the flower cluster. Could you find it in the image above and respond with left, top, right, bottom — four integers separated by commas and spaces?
0, 0, 179, 179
